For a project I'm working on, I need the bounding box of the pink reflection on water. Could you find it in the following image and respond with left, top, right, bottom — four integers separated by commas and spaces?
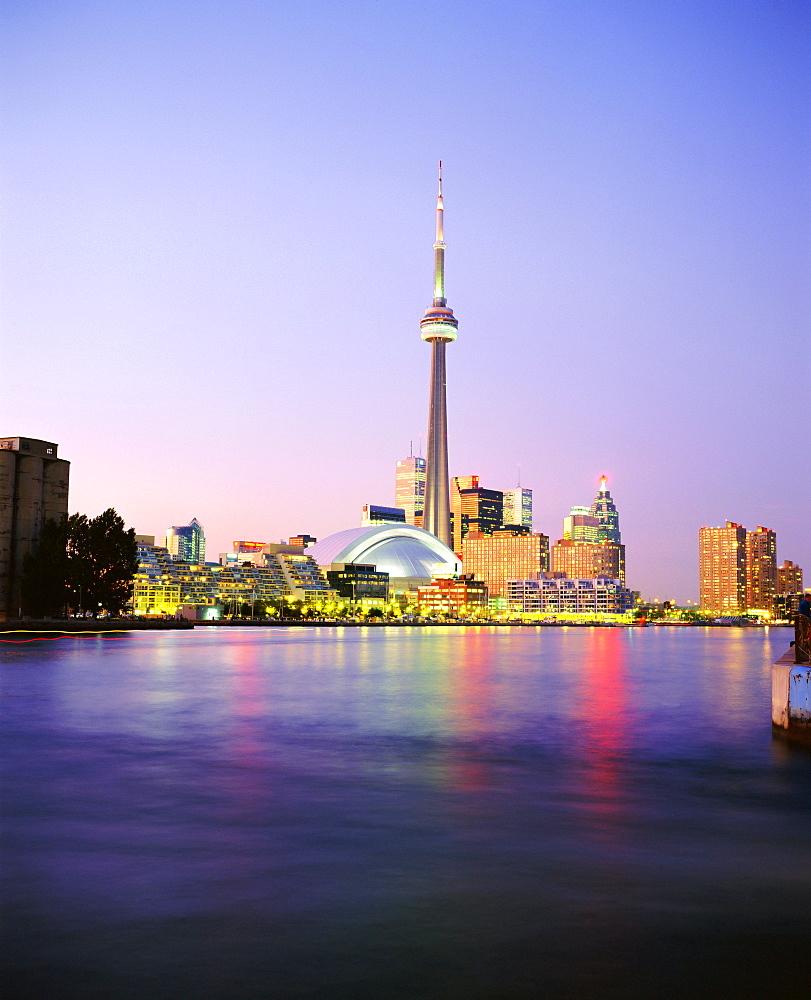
445, 629, 495, 791
579, 629, 632, 840
227, 637, 267, 777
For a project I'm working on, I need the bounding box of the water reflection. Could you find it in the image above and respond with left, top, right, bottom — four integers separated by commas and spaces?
3, 626, 810, 1000
579, 627, 630, 839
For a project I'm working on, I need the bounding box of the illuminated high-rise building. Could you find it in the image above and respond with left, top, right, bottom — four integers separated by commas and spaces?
503, 488, 532, 530
562, 506, 600, 542
420, 163, 458, 547
776, 559, 804, 619
698, 522, 746, 613
165, 518, 206, 564
777, 560, 803, 596
551, 539, 625, 583
361, 504, 406, 525
451, 475, 503, 553
745, 525, 776, 612
394, 455, 426, 526
550, 478, 626, 584
462, 529, 549, 599
590, 476, 621, 544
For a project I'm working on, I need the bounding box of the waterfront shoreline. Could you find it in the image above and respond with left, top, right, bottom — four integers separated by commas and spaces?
0, 618, 194, 633
1, 618, 790, 633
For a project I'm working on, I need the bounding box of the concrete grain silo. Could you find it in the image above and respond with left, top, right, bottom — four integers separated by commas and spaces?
0, 438, 70, 619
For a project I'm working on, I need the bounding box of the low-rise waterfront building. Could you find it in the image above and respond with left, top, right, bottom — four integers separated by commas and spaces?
417, 575, 488, 616
506, 576, 634, 616
325, 563, 389, 606
132, 543, 183, 615
133, 540, 334, 616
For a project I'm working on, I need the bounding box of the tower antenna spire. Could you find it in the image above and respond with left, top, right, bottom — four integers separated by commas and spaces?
433, 159, 446, 303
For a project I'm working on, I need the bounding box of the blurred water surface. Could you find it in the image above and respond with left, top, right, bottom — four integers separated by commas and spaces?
3, 626, 810, 999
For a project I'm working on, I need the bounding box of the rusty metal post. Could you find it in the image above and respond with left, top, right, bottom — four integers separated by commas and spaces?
795, 614, 810, 664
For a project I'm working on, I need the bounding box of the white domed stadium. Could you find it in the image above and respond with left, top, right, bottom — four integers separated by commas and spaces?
306, 524, 461, 593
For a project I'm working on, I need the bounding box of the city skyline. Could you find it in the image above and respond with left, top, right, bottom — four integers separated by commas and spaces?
2, 1, 808, 604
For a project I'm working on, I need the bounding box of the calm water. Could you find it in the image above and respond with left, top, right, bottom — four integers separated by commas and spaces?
3, 626, 811, 999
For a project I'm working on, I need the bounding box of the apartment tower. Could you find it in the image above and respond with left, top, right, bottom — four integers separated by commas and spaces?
698, 522, 747, 613
745, 525, 777, 613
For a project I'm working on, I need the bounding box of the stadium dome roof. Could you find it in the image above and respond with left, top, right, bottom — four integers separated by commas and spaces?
306, 524, 461, 582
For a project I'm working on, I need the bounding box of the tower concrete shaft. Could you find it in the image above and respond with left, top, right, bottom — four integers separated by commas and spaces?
423, 340, 450, 544
420, 163, 458, 547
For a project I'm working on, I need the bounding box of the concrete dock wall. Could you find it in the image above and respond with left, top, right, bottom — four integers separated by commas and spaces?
772, 648, 811, 743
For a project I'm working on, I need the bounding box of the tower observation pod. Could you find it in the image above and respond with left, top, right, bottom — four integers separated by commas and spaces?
421, 162, 458, 548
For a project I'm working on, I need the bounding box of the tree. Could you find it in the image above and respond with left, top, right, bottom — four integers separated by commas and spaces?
66, 509, 138, 616
21, 517, 68, 617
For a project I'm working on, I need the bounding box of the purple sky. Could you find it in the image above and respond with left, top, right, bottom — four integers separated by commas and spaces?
2, 1, 809, 603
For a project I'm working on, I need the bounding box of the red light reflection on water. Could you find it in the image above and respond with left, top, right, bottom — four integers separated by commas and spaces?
579, 629, 631, 840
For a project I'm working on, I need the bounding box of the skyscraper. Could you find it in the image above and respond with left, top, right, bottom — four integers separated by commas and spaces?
745, 525, 777, 612
550, 477, 625, 584
551, 539, 625, 582
503, 487, 532, 531
394, 455, 426, 526
777, 560, 803, 596
420, 163, 458, 547
590, 476, 621, 543
451, 475, 503, 553
360, 504, 406, 525
776, 560, 804, 619
698, 522, 746, 613
165, 518, 206, 564
462, 529, 550, 599
562, 506, 600, 542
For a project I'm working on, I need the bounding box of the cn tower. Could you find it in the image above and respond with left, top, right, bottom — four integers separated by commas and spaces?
420, 162, 458, 547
